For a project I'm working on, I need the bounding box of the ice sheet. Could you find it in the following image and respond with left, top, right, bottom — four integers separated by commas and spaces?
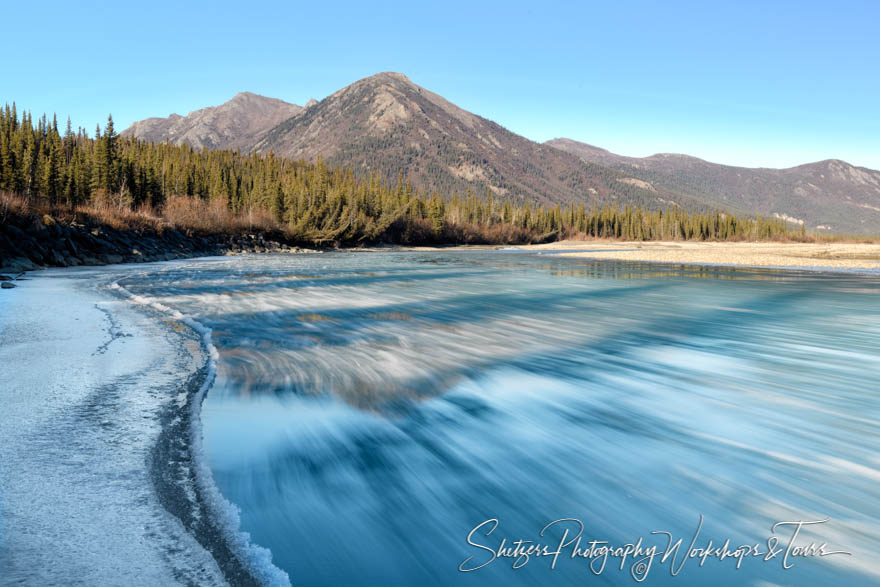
0, 273, 227, 585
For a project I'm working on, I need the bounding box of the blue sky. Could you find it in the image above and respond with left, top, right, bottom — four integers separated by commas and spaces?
3, 0, 878, 169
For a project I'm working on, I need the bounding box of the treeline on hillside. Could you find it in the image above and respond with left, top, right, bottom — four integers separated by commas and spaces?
0, 104, 800, 244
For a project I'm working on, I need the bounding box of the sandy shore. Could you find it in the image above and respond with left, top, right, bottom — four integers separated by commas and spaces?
516, 240, 880, 270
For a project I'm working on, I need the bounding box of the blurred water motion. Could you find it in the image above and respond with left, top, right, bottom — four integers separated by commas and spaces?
121, 251, 880, 586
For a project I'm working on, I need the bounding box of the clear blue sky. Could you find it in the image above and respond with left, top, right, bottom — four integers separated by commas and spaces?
3, 0, 878, 169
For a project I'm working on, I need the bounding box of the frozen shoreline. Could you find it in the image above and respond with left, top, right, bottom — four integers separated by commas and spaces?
0, 267, 288, 586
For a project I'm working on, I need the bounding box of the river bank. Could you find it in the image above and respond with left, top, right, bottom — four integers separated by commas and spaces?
5, 209, 880, 285
0, 210, 316, 275
517, 240, 880, 270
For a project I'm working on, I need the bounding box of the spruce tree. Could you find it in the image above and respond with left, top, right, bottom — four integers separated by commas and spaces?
104, 115, 118, 194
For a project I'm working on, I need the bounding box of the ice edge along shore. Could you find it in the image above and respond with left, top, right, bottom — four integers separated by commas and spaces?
0, 266, 290, 586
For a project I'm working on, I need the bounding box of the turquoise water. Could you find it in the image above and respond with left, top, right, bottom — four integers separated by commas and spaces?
119, 251, 880, 586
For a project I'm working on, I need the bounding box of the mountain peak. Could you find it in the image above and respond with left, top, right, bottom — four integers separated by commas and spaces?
122, 92, 302, 150
343, 71, 421, 95
369, 71, 413, 84
258, 71, 490, 159
227, 92, 297, 109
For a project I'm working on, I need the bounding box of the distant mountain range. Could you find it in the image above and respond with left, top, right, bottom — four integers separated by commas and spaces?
122, 73, 880, 234
546, 139, 880, 235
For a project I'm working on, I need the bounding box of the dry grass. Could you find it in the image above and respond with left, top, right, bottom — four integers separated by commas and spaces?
162, 196, 280, 233
1, 192, 281, 236
0, 192, 31, 223
441, 220, 534, 244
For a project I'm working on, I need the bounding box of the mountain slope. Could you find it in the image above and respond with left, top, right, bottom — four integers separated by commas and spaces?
547, 138, 880, 234
251, 72, 702, 210
121, 92, 303, 151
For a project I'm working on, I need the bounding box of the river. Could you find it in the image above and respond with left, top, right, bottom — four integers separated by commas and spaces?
113, 250, 880, 586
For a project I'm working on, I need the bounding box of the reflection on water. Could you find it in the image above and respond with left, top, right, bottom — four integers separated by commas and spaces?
120, 252, 880, 586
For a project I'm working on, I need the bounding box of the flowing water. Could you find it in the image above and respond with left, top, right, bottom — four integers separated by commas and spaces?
113, 251, 880, 586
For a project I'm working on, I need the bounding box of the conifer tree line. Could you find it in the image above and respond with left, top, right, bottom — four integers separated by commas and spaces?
0, 104, 800, 243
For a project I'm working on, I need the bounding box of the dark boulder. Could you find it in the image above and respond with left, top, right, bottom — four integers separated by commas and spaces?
0, 257, 38, 273
28, 217, 49, 240
65, 237, 79, 257
49, 249, 67, 266
4, 224, 30, 244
